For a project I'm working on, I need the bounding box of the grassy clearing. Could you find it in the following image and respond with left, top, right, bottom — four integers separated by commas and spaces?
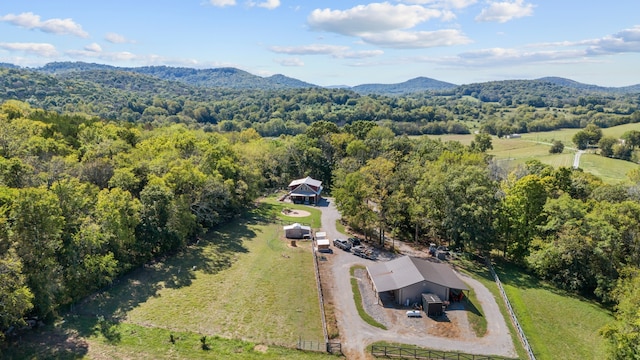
7, 202, 330, 359
7, 318, 332, 360
262, 196, 322, 229
493, 261, 613, 360
578, 153, 637, 183
350, 266, 387, 330
431, 123, 640, 184
462, 281, 488, 338
120, 211, 323, 346
453, 257, 528, 360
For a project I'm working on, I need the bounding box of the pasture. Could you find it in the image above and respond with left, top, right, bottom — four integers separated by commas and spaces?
455, 257, 613, 360
494, 262, 613, 360
432, 123, 640, 183
6, 201, 329, 359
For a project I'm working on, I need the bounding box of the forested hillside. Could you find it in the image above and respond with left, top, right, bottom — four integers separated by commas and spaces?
1, 63, 639, 140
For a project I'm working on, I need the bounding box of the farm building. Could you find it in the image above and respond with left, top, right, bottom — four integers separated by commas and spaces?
283, 223, 312, 239
288, 176, 323, 205
366, 256, 468, 305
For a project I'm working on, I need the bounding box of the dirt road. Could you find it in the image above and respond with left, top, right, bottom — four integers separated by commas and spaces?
316, 198, 517, 360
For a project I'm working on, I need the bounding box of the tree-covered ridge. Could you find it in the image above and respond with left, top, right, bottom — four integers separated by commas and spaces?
350, 76, 457, 95
38, 62, 318, 90
1, 65, 640, 139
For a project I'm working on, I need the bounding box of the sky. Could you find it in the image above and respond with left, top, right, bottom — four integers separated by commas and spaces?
1, 1, 639, 87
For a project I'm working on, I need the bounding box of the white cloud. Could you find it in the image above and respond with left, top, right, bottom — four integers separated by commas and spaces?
360, 29, 472, 48
0, 12, 89, 37
270, 44, 350, 55
0, 42, 58, 57
275, 57, 304, 66
307, 3, 466, 49
269, 44, 384, 59
400, 0, 478, 9
428, 25, 640, 69
105, 32, 135, 44
308, 3, 444, 36
340, 50, 385, 59
209, 0, 236, 7
585, 26, 640, 55
249, 0, 281, 10
84, 43, 102, 52
475, 0, 534, 23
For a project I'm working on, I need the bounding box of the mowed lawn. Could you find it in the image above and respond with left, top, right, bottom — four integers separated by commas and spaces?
79, 202, 324, 348
494, 263, 613, 360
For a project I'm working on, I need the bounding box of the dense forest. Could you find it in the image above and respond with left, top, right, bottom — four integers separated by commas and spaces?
2, 63, 640, 139
1, 63, 640, 357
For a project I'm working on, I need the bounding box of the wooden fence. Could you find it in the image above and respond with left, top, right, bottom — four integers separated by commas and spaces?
371, 345, 511, 360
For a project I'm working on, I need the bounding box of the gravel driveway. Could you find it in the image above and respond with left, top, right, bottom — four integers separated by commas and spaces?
315, 198, 517, 360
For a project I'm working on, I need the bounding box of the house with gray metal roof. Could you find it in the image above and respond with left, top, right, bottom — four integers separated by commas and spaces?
366, 256, 468, 305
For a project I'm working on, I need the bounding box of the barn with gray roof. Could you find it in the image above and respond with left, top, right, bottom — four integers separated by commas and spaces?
366, 256, 468, 305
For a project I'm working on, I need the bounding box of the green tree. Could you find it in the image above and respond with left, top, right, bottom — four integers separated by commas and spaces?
601, 267, 640, 359
549, 140, 564, 154
10, 188, 64, 319
497, 174, 548, 260
333, 169, 376, 240
0, 249, 34, 337
417, 152, 497, 252
469, 133, 493, 152
573, 124, 603, 150
621, 130, 640, 149
599, 136, 618, 157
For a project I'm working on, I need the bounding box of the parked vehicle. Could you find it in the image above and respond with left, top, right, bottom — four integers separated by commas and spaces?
348, 237, 361, 247
352, 245, 376, 260
333, 238, 351, 251
429, 243, 437, 256
406, 310, 422, 318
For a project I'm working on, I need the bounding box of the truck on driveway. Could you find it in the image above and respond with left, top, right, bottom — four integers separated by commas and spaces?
333, 238, 351, 251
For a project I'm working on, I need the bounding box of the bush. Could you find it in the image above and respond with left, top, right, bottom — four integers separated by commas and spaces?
549, 140, 564, 154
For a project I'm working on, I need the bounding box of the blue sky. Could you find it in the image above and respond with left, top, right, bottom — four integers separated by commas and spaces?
1, 1, 639, 87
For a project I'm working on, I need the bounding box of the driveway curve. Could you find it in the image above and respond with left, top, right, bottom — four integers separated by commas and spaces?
315, 198, 517, 359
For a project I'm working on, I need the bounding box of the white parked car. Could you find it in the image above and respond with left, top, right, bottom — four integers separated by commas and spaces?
406, 310, 422, 318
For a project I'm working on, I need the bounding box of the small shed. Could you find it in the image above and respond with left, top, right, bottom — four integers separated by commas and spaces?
283, 223, 311, 239
316, 238, 330, 252
421, 293, 444, 317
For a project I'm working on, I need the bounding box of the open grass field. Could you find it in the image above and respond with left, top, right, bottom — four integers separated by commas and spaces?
431, 122, 640, 184
455, 256, 614, 360
5, 201, 331, 359
493, 262, 613, 360
578, 153, 638, 184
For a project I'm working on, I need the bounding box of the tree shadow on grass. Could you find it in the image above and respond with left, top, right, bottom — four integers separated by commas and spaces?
5, 201, 279, 358
60, 203, 270, 341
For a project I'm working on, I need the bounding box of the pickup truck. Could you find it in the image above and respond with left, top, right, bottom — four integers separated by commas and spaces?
333, 238, 351, 251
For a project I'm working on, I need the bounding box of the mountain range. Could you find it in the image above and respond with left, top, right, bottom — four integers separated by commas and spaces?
2, 61, 639, 96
